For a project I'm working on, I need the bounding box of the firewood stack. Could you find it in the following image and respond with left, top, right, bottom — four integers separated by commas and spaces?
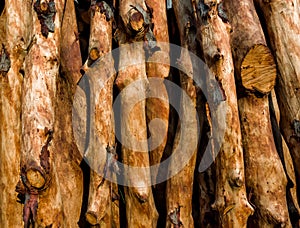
0, 0, 299, 227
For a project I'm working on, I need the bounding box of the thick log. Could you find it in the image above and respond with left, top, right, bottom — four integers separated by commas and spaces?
81, 2, 118, 226
254, 0, 300, 197
165, 0, 199, 227
198, 1, 254, 226
115, 41, 158, 227
0, 1, 29, 226
19, 0, 66, 226
238, 95, 290, 227
53, 0, 84, 226
144, 0, 170, 187
223, 0, 276, 95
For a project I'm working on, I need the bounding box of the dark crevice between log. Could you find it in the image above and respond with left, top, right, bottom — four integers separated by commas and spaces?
34, 0, 56, 38
0, 0, 4, 16
268, 94, 300, 226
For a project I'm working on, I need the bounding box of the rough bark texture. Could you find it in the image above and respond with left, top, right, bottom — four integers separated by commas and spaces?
223, 0, 277, 95
165, 0, 198, 227
0, 1, 29, 226
145, 0, 170, 187
115, 0, 158, 225
238, 95, 290, 227
198, 1, 254, 227
81, 2, 118, 226
254, 0, 300, 198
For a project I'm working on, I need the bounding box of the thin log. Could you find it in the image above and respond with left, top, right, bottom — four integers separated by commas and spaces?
81, 1, 118, 225
238, 95, 290, 227
144, 0, 170, 187
165, 0, 199, 227
198, 1, 254, 226
223, 0, 277, 95
254, 0, 300, 198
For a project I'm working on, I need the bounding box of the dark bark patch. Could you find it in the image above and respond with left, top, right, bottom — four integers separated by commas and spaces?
169, 205, 183, 227
292, 119, 300, 139
34, 0, 56, 38
0, 44, 11, 74
40, 128, 53, 175
91, 0, 114, 22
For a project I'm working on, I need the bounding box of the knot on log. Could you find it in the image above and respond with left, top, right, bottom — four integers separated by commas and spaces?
0, 44, 11, 74
229, 169, 244, 188
34, 0, 56, 38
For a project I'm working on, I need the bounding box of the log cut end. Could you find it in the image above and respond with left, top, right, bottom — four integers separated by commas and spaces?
86, 211, 98, 225
241, 44, 276, 94
26, 169, 45, 189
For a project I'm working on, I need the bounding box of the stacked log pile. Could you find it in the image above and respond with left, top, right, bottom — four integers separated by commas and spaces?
0, 0, 299, 227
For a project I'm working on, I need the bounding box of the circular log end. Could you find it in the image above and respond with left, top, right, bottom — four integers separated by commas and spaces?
241, 44, 277, 94
26, 169, 46, 189
89, 47, 100, 61
129, 11, 144, 31
86, 211, 98, 225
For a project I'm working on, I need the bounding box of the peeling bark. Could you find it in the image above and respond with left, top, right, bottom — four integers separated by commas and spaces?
144, 0, 170, 188
198, 1, 254, 227
254, 0, 300, 199
115, 1, 158, 223
165, 0, 198, 227
19, 0, 66, 226
223, 0, 276, 95
80, 1, 119, 226
239, 95, 290, 227
0, 1, 30, 226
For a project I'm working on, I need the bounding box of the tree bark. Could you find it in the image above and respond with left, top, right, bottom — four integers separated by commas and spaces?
165, 0, 199, 227
223, 0, 277, 95
238, 95, 290, 227
0, 1, 30, 226
79, 2, 118, 226
198, 1, 254, 227
144, 0, 170, 187
254, 0, 300, 198
115, 0, 158, 226
19, 0, 66, 226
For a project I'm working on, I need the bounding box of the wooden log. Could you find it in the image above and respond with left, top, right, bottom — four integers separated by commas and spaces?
223, 0, 277, 95
115, 41, 158, 227
144, 0, 170, 187
238, 95, 290, 227
115, 1, 158, 222
60, 0, 82, 87
197, 1, 254, 226
165, 0, 199, 227
81, 1, 118, 226
0, 1, 29, 226
19, 0, 66, 226
254, 0, 300, 198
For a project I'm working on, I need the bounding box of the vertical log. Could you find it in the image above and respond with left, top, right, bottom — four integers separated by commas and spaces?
254, 0, 300, 197
165, 0, 199, 227
197, 1, 254, 226
55, 0, 84, 226
80, 1, 118, 226
0, 1, 30, 226
144, 0, 170, 185
115, 0, 158, 225
19, 0, 66, 226
223, 0, 276, 95
238, 95, 290, 227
